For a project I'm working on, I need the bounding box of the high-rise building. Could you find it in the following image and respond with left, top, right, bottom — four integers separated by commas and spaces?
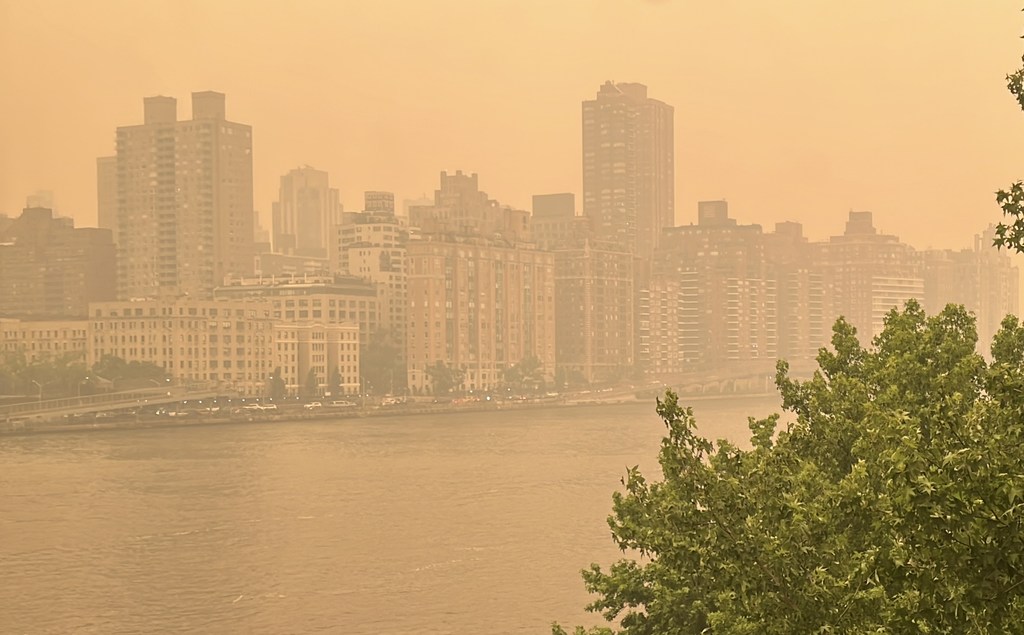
553, 242, 634, 384
923, 226, 1019, 351
331, 208, 408, 348
764, 222, 828, 362
108, 92, 255, 300
364, 191, 395, 214
582, 81, 674, 256
531, 193, 591, 251
822, 211, 923, 342
532, 193, 576, 219
272, 166, 342, 258
405, 172, 555, 393
0, 207, 116, 318
96, 156, 117, 243
650, 201, 773, 370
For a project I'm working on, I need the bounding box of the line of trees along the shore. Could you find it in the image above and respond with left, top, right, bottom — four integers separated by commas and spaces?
0, 353, 167, 402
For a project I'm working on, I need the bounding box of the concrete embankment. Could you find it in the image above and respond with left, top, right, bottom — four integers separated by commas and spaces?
2, 391, 779, 437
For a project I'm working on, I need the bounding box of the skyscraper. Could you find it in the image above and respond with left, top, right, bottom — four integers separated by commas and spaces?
96, 156, 117, 243
108, 92, 254, 299
271, 166, 342, 258
582, 81, 674, 255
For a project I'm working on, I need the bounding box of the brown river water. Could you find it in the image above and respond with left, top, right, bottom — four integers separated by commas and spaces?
1, 395, 781, 634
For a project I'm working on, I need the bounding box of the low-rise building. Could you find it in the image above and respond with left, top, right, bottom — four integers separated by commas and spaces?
0, 317, 88, 364
87, 298, 359, 397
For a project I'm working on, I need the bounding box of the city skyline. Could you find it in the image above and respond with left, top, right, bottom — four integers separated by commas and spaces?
3, 1, 1024, 252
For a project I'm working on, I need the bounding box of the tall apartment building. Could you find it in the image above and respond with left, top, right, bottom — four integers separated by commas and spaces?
331, 200, 408, 347
582, 81, 674, 256
409, 171, 532, 243
272, 166, 342, 258
923, 225, 1019, 351
553, 242, 634, 384
406, 237, 556, 393
107, 92, 254, 300
823, 211, 923, 343
650, 201, 774, 370
87, 299, 359, 397
405, 173, 555, 393
96, 156, 118, 243
764, 222, 828, 362
529, 192, 635, 384
0, 207, 116, 317
364, 191, 395, 214
531, 193, 591, 251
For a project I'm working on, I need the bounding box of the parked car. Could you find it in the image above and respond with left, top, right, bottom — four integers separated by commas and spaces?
329, 400, 356, 408
304, 401, 323, 410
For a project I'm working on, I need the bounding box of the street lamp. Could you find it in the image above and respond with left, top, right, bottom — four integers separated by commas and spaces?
31, 380, 42, 403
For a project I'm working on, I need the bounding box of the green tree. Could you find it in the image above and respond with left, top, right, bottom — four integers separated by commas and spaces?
360, 328, 406, 395
503, 356, 546, 394
329, 366, 343, 397
424, 360, 465, 396
994, 42, 1024, 252
303, 368, 320, 399
0, 351, 90, 400
555, 302, 1024, 634
501, 363, 523, 392
91, 354, 167, 389
266, 367, 286, 401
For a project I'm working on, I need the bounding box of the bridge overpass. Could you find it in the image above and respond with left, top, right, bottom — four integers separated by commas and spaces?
1, 386, 221, 432
648, 358, 821, 396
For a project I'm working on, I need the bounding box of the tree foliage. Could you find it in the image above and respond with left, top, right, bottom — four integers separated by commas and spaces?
91, 354, 167, 383
0, 351, 89, 400
994, 43, 1024, 252
303, 368, 320, 399
502, 355, 545, 393
424, 360, 465, 396
329, 366, 343, 397
360, 328, 406, 395
266, 366, 286, 401
556, 302, 1024, 634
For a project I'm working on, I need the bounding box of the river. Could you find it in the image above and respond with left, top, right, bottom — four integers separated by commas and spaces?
0, 394, 782, 634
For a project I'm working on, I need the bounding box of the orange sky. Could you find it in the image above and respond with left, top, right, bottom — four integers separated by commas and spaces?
2, 0, 1023, 250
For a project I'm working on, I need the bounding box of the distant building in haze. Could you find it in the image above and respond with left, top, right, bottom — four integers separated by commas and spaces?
331, 206, 408, 351
650, 201, 773, 371
106, 92, 255, 300
364, 191, 395, 214
582, 81, 674, 256
25, 190, 56, 213
272, 166, 342, 258
922, 225, 1019, 351
87, 298, 359, 397
96, 156, 117, 243
531, 193, 591, 251
213, 275, 379, 347
0, 207, 116, 318
0, 317, 88, 365
405, 172, 555, 393
822, 211, 923, 342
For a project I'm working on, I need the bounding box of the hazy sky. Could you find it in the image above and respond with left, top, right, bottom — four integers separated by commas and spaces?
2, 0, 1024, 250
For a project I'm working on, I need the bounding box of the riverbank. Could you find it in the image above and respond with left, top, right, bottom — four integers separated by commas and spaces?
0, 391, 780, 437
